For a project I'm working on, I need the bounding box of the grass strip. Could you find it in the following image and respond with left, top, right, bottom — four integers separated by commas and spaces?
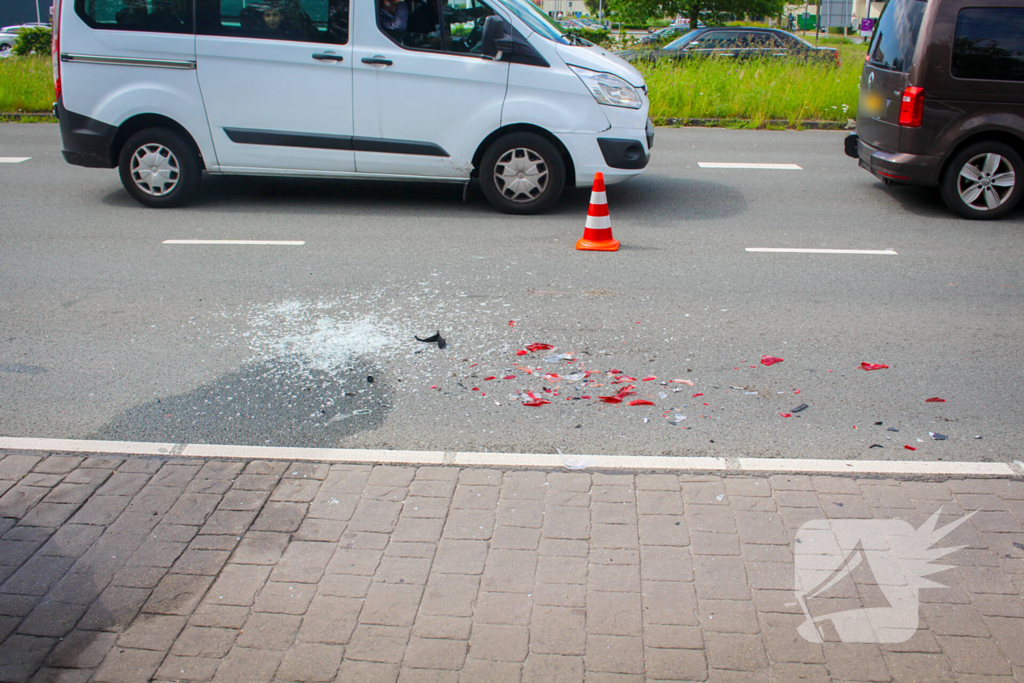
0, 55, 54, 113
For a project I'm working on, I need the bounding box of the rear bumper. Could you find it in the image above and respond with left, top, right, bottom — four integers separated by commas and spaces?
57, 98, 117, 168
855, 135, 942, 187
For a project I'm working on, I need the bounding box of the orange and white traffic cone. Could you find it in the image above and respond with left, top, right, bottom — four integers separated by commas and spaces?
576, 172, 619, 252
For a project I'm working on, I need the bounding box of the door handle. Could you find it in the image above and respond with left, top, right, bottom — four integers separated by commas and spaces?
361, 57, 393, 66
312, 52, 344, 61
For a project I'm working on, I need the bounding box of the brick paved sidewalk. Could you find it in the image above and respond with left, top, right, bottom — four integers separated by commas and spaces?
0, 450, 1022, 683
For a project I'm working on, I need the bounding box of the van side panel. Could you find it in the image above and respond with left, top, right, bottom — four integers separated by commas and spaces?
58, 11, 215, 167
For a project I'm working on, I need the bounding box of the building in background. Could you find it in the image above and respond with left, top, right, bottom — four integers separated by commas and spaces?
541, 0, 587, 18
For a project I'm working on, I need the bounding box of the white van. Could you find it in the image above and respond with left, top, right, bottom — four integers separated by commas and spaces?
52, 0, 652, 213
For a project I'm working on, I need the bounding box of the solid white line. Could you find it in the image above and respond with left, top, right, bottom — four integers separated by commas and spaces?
0, 437, 1017, 477
161, 240, 305, 246
0, 157, 31, 163
698, 162, 802, 170
746, 248, 898, 255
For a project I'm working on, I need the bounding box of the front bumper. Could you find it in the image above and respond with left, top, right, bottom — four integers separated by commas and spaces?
57, 98, 117, 168
854, 134, 942, 187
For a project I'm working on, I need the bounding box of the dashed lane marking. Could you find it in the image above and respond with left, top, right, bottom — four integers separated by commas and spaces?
162, 240, 305, 246
746, 248, 898, 255
698, 162, 802, 170
0, 157, 31, 163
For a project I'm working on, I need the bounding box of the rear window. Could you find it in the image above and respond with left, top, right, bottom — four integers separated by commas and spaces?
75, 0, 193, 33
952, 8, 1024, 81
867, 0, 926, 72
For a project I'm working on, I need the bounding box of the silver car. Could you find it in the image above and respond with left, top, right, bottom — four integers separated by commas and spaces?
0, 32, 16, 57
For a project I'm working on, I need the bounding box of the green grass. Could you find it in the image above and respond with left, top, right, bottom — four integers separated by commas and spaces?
639, 42, 866, 126
0, 55, 55, 112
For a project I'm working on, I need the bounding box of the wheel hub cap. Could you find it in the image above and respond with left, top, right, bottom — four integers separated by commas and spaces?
957, 152, 1015, 211
494, 148, 549, 203
130, 143, 181, 197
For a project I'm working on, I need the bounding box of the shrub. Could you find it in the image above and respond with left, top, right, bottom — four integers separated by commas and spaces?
13, 27, 52, 57
570, 27, 612, 47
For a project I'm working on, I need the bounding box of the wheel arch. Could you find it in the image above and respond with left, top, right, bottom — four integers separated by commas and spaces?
112, 114, 206, 170
472, 124, 576, 189
939, 130, 1024, 185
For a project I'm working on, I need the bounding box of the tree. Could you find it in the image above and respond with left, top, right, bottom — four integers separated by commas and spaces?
606, 0, 784, 28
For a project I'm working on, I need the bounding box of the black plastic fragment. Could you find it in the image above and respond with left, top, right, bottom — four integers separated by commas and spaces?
887, 427, 899, 432
874, 421, 883, 426
415, 331, 447, 350
930, 432, 947, 440
869, 444, 883, 448
792, 403, 808, 413
367, 376, 374, 384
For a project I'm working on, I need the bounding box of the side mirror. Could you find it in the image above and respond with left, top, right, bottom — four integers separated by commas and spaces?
481, 15, 512, 59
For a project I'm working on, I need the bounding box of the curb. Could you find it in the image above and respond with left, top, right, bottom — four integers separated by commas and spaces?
0, 112, 56, 122
1, 437, 1020, 479
653, 118, 853, 130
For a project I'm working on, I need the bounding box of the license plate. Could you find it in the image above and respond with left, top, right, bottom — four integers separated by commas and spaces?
862, 92, 885, 116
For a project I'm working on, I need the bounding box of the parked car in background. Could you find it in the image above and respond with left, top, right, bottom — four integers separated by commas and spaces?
637, 23, 694, 46
619, 27, 839, 65
1, 23, 52, 34
846, 0, 1024, 219
0, 31, 16, 55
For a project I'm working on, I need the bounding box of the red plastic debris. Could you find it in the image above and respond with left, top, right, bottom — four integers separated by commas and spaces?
609, 369, 622, 374
523, 400, 550, 407
581, 395, 591, 399
468, 363, 477, 368
472, 387, 480, 392
904, 445, 917, 451
780, 413, 791, 418
516, 350, 527, 356
525, 343, 554, 352
543, 373, 561, 381
794, 389, 801, 394
925, 397, 946, 403
612, 376, 637, 383
502, 375, 516, 380
508, 320, 515, 327
598, 396, 623, 404
484, 376, 496, 381
642, 376, 656, 382
692, 393, 704, 397
860, 362, 889, 371
670, 379, 694, 386
761, 356, 784, 366
430, 385, 437, 389
629, 400, 656, 406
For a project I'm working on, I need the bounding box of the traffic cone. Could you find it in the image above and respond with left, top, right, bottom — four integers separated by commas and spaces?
576, 172, 619, 252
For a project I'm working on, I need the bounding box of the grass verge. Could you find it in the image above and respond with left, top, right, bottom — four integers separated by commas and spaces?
0, 55, 54, 113
637, 42, 866, 127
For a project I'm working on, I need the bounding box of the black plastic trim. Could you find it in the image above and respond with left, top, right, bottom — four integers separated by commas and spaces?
597, 137, 650, 170
506, 26, 549, 67
223, 128, 448, 157
57, 98, 118, 168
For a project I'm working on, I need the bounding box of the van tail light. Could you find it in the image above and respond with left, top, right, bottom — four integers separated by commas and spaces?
898, 86, 924, 127
52, 0, 61, 101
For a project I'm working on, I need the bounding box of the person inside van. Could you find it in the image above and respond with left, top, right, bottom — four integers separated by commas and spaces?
253, 0, 305, 39
380, 0, 409, 32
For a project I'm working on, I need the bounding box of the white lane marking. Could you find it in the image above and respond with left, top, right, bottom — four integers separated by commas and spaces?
0, 157, 31, 163
0, 436, 1015, 477
162, 240, 305, 246
746, 248, 898, 255
699, 162, 802, 170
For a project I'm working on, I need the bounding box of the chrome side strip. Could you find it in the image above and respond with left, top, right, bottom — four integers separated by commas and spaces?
60, 53, 197, 69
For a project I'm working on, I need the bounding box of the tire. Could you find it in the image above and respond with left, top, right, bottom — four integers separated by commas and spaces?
118, 128, 201, 208
479, 132, 565, 215
940, 141, 1023, 220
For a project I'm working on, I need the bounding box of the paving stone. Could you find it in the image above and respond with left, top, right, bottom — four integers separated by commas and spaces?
17, 601, 88, 637
420, 574, 479, 618
705, 631, 768, 672
188, 604, 250, 629
127, 538, 188, 568
459, 659, 521, 683
698, 599, 760, 634
283, 462, 331, 480
407, 479, 457, 499
297, 595, 362, 644
270, 478, 321, 504
392, 517, 445, 544
533, 583, 585, 608
984, 616, 1024, 666
232, 474, 281, 491
481, 553, 537, 593
818, 494, 872, 519
639, 546, 693, 582
360, 583, 424, 627
430, 539, 487, 575
590, 524, 637, 549
3, 555, 75, 596
822, 643, 891, 682
522, 654, 584, 683
882, 652, 955, 683
272, 541, 336, 583
253, 581, 316, 615
591, 502, 638, 525
42, 629, 117, 670
694, 556, 750, 601
345, 624, 411, 663
641, 580, 698, 626
251, 502, 307, 533
142, 573, 214, 615
116, 613, 187, 651
375, 556, 433, 585
170, 549, 230, 576
153, 654, 220, 682
491, 525, 541, 550
497, 499, 546, 527
335, 659, 401, 682
644, 624, 704, 649
757, 613, 825, 664
63, 467, 114, 486
198, 510, 258, 536
1, 485, 53, 518
211, 647, 283, 682
588, 564, 640, 593
636, 490, 684, 516
401, 637, 468, 670
411, 615, 472, 641
643, 647, 708, 681
585, 634, 644, 674
236, 612, 302, 650
91, 646, 164, 683
442, 510, 494, 541
327, 546, 383, 576
167, 625, 238, 658
274, 642, 344, 682
529, 605, 586, 655
453, 485, 500, 510
205, 564, 271, 606
293, 517, 347, 542
76, 585, 150, 632
466, 623, 528, 662
500, 471, 547, 500
0, 455, 42, 480
539, 538, 588, 557
922, 603, 990, 637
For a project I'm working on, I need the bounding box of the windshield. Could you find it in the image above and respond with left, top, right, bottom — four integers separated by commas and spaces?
494, 0, 567, 43
663, 29, 702, 50
868, 0, 927, 71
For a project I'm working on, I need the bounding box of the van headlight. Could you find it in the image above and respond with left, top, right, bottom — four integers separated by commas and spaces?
569, 66, 643, 109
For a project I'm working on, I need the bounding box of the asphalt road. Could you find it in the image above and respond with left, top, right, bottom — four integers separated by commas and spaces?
1, 123, 1022, 462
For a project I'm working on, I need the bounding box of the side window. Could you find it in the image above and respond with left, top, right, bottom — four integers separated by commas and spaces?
74, 0, 193, 33
952, 8, 1024, 82
737, 32, 774, 48
380, 0, 495, 55
692, 32, 739, 49
196, 0, 349, 44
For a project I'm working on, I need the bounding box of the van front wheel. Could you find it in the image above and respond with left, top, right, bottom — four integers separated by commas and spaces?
479, 133, 565, 215
940, 141, 1022, 220
118, 128, 201, 208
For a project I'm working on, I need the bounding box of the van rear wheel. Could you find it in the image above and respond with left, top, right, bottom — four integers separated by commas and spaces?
940, 141, 1022, 220
479, 132, 565, 215
118, 128, 201, 208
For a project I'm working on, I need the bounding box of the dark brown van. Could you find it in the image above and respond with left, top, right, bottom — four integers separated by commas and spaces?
845, 0, 1024, 219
